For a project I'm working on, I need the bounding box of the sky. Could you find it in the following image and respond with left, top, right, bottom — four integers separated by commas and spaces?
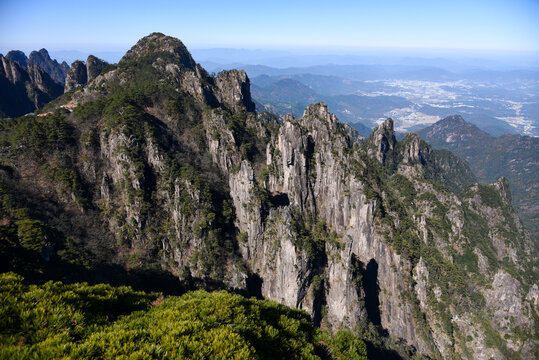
1, 0, 538, 57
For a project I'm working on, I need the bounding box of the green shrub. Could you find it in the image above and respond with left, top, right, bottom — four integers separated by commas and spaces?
0, 273, 341, 360
322, 329, 368, 360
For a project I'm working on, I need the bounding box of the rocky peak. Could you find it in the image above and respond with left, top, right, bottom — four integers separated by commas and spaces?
302, 102, 337, 124
369, 118, 396, 164
5, 50, 28, 69
26, 63, 63, 99
439, 114, 466, 126
493, 177, 512, 204
64, 60, 88, 92
0, 55, 63, 117
401, 133, 431, 165
214, 69, 255, 112
28, 48, 68, 84
0, 55, 27, 84
86, 55, 107, 82
418, 114, 491, 144
120, 32, 197, 70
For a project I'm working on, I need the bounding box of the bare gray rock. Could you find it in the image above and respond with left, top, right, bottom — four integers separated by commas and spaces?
64, 60, 88, 92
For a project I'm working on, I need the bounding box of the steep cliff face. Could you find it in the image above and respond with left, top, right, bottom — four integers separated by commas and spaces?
6, 48, 70, 85
64, 60, 88, 91
5, 50, 28, 69
0, 55, 63, 117
86, 55, 107, 82
28, 48, 70, 84
64, 55, 109, 92
1, 33, 536, 359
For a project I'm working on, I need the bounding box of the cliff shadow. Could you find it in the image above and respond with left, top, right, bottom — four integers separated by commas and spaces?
352, 255, 382, 325
246, 273, 263, 299
363, 258, 381, 326
269, 193, 290, 207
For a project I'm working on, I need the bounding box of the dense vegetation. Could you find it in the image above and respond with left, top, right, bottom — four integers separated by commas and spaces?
0, 272, 368, 360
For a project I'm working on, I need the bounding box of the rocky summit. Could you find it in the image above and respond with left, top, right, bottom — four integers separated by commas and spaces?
28, 48, 70, 84
0, 33, 537, 359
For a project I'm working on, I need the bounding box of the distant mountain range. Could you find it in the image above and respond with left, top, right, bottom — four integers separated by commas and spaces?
211, 63, 538, 137
251, 77, 408, 136
418, 115, 539, 243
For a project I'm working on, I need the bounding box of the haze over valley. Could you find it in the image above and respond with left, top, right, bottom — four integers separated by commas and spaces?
192, 51, 539, 137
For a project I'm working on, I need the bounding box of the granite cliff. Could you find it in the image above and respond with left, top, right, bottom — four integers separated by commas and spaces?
0, 33, 536, 359
64, 55, 108, 92
0, 55, 63, 117
28, 48, 70, 84
6, 48, 70, 84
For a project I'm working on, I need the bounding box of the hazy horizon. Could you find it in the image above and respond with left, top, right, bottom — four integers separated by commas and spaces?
2, 44, 538, 72
1, 0, 538, 58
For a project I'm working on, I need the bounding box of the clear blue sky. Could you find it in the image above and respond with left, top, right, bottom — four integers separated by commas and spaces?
1, 0, 538, 53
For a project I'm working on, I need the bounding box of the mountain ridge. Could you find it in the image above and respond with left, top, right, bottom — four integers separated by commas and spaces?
417, 115, 539, 243
0, 33, 536, 359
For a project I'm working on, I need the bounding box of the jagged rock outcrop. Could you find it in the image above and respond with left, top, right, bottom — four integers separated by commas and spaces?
214, 69, 256, 112
25, 63, 63, 106
6, 48, 69, 85
64, 60, 88, 92
63, 55, 108, 91
86, 55, 107, 82
1, 33, 536, 359
0, 55, 63, 117
369, 117, 396, 164
5, 50, 28, 69
28, 48, 69, 84
121, 32, 197, 69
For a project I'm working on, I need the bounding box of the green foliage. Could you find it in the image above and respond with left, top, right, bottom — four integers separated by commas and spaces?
1, 111, 74, 155
40, 160, 83, 197
0, 179, 93, 273
477, 184, 504, 208
389, 174, 416, 202
1, 273, 342, 360
14, 219, 49, 252
73, 96, 108, 121
290, 213, 332, 264
0, 272, 157, 359
319, 329, 368, 360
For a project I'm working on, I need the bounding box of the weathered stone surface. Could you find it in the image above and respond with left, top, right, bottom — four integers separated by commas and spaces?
64, 60, 88, 92
369, 117, 396, 164
86, 55, 107, 82
214, 69, 256, 112
27, 63, 63, 100
5, 50, 28, 69
0, 55, 62, 117
28, 48, 69, 84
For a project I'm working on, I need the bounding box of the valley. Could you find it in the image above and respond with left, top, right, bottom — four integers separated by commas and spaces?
208, 62, 539, 137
